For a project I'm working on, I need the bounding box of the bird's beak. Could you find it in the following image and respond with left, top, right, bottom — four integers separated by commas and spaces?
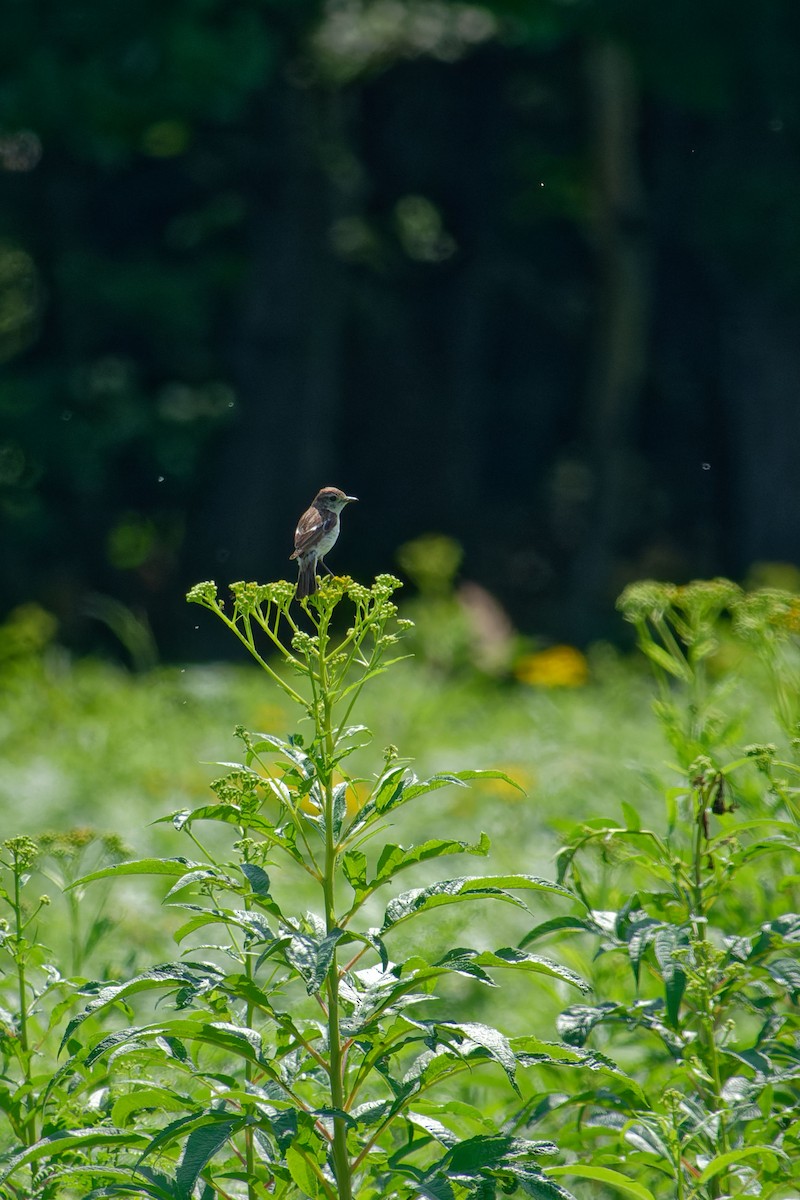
345, 495, 358, 503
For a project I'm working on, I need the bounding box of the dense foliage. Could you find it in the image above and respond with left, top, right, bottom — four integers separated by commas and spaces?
0, 575, 799, 1197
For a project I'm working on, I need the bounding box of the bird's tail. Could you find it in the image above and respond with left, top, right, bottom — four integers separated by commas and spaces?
295, 560, 317, 599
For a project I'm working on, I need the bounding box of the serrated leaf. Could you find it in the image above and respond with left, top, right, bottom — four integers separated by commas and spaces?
68, 858, 202, 889
447, 1134, 557, 1173
61, 963, 224, 1051
175, 1116, 244, 1200
332, 781, 349, 839
194, 1021, 264, 1061
408, 1112, 461, 1147
471, 947, 588, 992
165, 867, 235, 899
252, 733, 313, 773
56, 1164, 176, 1200
400, 773, 471, 802
373, 833, 491, 887
556, 1003, 620, 1047
436, 1022, 518, 1090
413, 1175, 456, 1200
508, 1168, 577, 1199
0, 1129, 148, 1184
286, 928, 345, 993
653, 926, 687, 1026
624, 913, 664, 987
371, 764, 408, 812
382, 875, 572, 933
766, 956, 800, 999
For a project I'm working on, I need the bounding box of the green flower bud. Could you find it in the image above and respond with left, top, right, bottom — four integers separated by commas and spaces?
186, 581, 218, 606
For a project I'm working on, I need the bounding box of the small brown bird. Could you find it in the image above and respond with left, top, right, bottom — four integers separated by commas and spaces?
290, 486, 358, 599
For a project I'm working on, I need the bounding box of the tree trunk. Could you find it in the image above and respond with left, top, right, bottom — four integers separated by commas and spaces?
567, 39, 651, 636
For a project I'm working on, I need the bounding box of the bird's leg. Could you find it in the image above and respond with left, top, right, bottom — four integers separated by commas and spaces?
319, 559, 334, 577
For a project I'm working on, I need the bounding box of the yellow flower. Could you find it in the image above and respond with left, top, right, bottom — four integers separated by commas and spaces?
514, 645, 589, 688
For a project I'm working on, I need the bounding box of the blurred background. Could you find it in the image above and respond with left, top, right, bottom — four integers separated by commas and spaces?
3, 0, 800, 661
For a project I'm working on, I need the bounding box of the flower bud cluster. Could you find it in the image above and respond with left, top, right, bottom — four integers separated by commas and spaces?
186, 580, 219, 607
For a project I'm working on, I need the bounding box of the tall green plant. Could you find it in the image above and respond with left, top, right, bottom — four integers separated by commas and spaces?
0, 833, 146, 1200
524, 581, 800, 1199
2, 576, 619, 1199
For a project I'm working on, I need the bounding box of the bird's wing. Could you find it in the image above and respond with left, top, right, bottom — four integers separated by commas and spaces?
290, 508, 335, 558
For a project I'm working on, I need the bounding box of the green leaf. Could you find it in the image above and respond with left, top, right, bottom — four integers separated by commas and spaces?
164, 866, 237, 898
111, 1086, 188, 1127
653, 926, 687, 1026
373, 833, 491, 887
68, 857, 203, 888
382, 875, 572, 933
218, 973, 278, 1016
433, 946, 586, 993
503, 1168, 577, 1199
407, 1112, 461, 1147
435, 1021, 519, 1090
60, 1164, 176, 1200
168, 803, 275, 836
620, 911, 664, 987
241, 862, 270, 894
621, 800, 641, 830
0, 1129, 148, 1184
370, 768, 481, 818
286, 928, 345, 993
61, 963, 224, 1050
175, 1116, 245, 1200
252, 732, 313, 774
342, 849, 367, 897
697, 1143, 787, 1182
285, 1144, 327, 1198
332, 781, 349, 839
170, 904, 275, 944
191, 1020, 264, 1062
548, 1164, 655, 1199
519, 915, 601, 948
765, 956, 800, 1000
413, 1175, 456, 1200
447, 1134, 557, 1173
450, 768, 526, 793
556, 1002, 620, 1047
471, 947, 588, 992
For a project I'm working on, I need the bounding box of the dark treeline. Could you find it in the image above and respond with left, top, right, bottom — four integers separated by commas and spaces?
2, 0, 800, 658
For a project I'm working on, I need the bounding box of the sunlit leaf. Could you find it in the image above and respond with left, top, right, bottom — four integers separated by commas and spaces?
548, 1163, 656, 1199
382, 874, 573, 932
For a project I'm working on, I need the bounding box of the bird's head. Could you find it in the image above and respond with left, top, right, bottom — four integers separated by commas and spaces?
314, 487, 358, 512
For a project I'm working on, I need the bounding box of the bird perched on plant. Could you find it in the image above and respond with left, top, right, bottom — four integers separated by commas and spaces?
290, 486, 358, 599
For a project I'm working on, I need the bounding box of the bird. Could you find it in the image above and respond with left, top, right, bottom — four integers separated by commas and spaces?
290, 486, 358, 599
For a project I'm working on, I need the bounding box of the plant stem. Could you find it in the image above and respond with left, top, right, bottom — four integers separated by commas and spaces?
12, 857, 36, 1173
691, 799, 730, 1197
243, 877, 257, 1200
318, 625, 353, 1200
